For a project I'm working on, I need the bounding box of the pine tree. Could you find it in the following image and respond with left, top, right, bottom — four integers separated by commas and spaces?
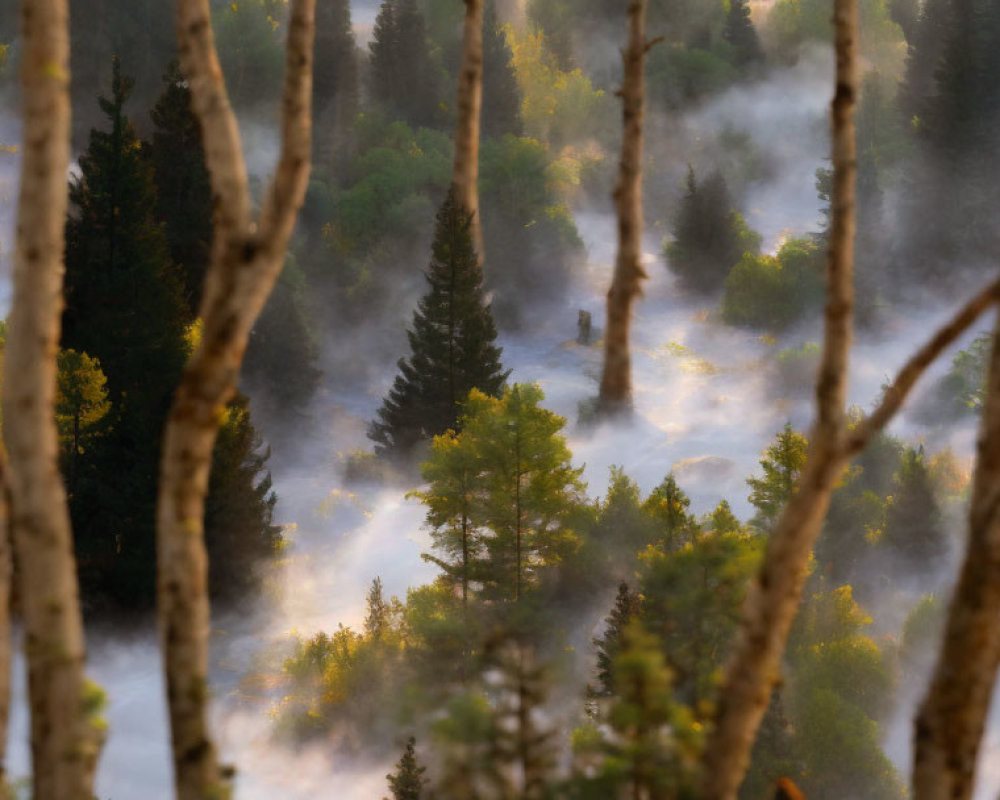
881, 446, 947, 576
313, 0, 359, 171
369, 190, 509, 456
482, 0, 523, 139
149, 60, 213, 318
747, 423, 808, 532
203, 393, 282, 606
62, 57, 190, 611
593, 581, 642, 697
642, 472, 698, 550
369, 0, 442, 129
665, 168, 761, 295
723, 0, 763, 67
386, 737, 427, 800
365, 576, 390, 640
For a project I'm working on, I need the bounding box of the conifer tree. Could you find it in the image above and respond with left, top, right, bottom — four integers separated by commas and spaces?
386, 737, 427, 800
369, 191, 508, 456
62, 57, 190, 609
365, 576, 390, 640
722, 0, 763, 67
881, 446, 947, 576
149, 60, 213, 318
482, 0, 522, 139
665, 168, 761, 294
369, 0, 442, 129
747, 423, 808, 532
642, 472, 697, 549
593, 581, 642, 697
313, 0, 359, 170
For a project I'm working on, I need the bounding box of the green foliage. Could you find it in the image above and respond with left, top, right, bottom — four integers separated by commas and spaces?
900, 593, 943, 662
647, 44, 738, 110
148, 61, 212, 318
55, 349, 111, 489
747, 423, 808, 531
369, 0, 444, 129
386, 737, 427, 799
641, 472, 699, 550
313, 0, 359, 171
721, 237, 823, 330
665, 168, 761, 294
483, 3, 524, 139
369, 190, 509, 456
526, 0, 576, 69
593, 582, 643, 697
722, 0, 763, 66
941, 332, 991, 414
418, 385, 584, 603
214, 0, 286, 107
640, 531, 763, 709
880, 446, 947, 575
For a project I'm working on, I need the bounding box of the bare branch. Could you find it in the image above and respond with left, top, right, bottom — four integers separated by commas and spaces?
842, 278, 1000, 459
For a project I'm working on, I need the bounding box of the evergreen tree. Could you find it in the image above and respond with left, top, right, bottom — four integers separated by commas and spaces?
708, 499, 741, 534
149, 60, 213, 317
386, 737, 427, 800
313, 0, 359, 171
369, 0, 442, 129
365, 576, 390, 640
369, 190, 509, 456
747, 423, 808, 531
593, 468, 657, 565
204, 393, 283, 606
642, 472, 698, 550
55, 350, 111, 494
665, 168, 761, 294
593, 582, 642, 697
62, 57, 190, 611
482, 0, 523, 139
880, 446, 947, 575
722, 0, 763, 67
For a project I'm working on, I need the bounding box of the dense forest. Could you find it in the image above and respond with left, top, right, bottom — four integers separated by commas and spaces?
3, 0, 1000, 798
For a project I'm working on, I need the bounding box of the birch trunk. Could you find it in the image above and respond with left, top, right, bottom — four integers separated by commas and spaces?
2, 2, 93, 797
699, 0, 858, 795
912, 312, 1000, 800
159, 2, 315, 797
598, 0, 651, 415
452, 0, 485, 263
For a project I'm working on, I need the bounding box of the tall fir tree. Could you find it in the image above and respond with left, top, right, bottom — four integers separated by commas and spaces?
386, 737, 428, 800
148, 60, 213, 318
593, 581, 642, 697
369, 0, 442, 129
369, 190, 509, 456
313, 0, 359, 172
482, 0, 523, 139
62, 57, 190, 611
722, 0, 763, 67
747, 423, 808, 532
881, 446, 947, 576
665, 168, 760, 295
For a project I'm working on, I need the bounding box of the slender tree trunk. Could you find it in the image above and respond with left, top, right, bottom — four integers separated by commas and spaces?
0, 461, 12, 797
3, 2, 94, 797
699, 1, 858, 795
160, 2, 316, 797
912, 311, 1000, 800
598, 0, 653, 416
452, 0, 485, 262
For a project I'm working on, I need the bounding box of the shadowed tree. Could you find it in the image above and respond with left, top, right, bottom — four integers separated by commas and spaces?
386, 737, 427, 799
482, 0, 522, 139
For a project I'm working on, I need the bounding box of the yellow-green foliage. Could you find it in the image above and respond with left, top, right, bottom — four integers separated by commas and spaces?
722, 238, 823, 331
506, 26, 612, 147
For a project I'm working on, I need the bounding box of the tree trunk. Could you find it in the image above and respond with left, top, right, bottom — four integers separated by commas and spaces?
452, 0, 485, 263
598, 0, 651, 416
3, 2, 94, 797
699, 0, 858, 795
912, 311, 1000, 800
159, 2, 316, 798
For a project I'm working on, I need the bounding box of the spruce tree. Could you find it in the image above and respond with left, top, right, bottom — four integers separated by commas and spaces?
369, 190, 509, 456
722, 0, 763, 67
665, 168, 760, 295
386, 737, 427, 800
593, 582, 642, 697
482, 0, 523, 139
642, 472, 697, 550
747, 423, 808, 532
149, 60, 213, 317
881, 446, 947, 576
369, 0, 442, 129
62, 57, 190, 611
313, 0, 359, 170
